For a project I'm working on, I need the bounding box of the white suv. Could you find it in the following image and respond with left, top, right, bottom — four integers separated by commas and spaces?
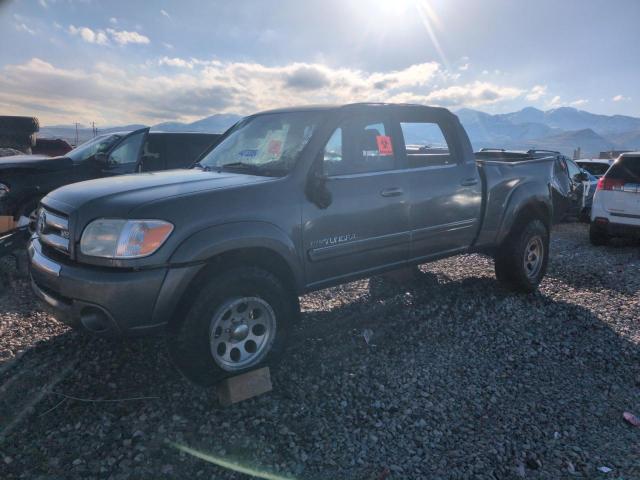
590, 152, 640, 245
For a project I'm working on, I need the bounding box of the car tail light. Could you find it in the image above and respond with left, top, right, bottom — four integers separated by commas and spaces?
596, 177, 624, 191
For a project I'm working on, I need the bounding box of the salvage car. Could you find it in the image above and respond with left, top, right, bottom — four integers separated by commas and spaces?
476, 149, 595, 222
0, 130, 220, 256
589, 152, 640, 245
29, 103, 556, 385
576, 158, 613, 178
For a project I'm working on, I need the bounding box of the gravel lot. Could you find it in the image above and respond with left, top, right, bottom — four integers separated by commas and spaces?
1, 223, 639, 479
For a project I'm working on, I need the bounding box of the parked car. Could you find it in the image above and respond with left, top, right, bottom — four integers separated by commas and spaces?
0, 130, 220, 256
29, 103, 555, 385
576, 158, 614, 178
476, 149, 595, 222
32, 138, 73, 157
589, 152, 640, 245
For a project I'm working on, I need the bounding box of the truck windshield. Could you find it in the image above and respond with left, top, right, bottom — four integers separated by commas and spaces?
196, 112, 322, 176
67, 134, 121, 162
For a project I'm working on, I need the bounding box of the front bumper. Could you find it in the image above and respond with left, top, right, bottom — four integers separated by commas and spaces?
28, 238, 202, 336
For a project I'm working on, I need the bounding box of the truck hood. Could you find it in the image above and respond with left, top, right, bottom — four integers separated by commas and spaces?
0, 154, 72, 171
42, 169, 275, 216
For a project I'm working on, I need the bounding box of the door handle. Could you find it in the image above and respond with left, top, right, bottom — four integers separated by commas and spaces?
460, 178, 479, 187
380, 187, 404, 197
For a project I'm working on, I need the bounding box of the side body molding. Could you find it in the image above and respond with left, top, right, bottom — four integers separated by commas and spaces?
169, 221, 304, 289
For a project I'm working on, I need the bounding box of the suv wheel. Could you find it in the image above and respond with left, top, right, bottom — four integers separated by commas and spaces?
167, 267, 294, 386
494, 218, 549, 293
589, 222, 609, 246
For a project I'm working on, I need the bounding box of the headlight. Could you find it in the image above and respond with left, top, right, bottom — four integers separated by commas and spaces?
80, 219, 174, 259
0, 183, 9, 198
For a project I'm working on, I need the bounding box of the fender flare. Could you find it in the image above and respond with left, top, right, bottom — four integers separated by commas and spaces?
169, 221, 304, 288
496, 182, 552, 245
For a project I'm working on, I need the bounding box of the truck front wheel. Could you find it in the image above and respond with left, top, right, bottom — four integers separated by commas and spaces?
167, 266, 294, 386
494, 219, 549, 293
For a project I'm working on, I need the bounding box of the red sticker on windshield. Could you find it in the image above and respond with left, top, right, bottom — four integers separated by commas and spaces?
376, 135, 393, 155
268, 140, 282, 155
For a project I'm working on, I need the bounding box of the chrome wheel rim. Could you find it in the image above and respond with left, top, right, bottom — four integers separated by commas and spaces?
209, 297, 276, 371
523, 235, 544, 280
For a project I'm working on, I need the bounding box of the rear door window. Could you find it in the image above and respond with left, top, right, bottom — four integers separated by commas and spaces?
399, 122, 452, 168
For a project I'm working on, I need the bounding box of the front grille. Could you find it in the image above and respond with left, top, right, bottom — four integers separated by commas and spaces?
37, 207, 70, 256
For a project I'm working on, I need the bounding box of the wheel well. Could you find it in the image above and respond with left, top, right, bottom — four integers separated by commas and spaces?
512, 201, 551, 234
168, 247, 300, 331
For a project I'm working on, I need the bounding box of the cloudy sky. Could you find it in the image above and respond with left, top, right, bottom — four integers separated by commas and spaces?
0, 0, 638, 126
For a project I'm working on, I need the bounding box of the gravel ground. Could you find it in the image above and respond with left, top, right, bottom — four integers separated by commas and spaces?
1, 222, 640, 479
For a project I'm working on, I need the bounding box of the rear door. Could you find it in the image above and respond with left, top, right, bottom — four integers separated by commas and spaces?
302, 109, 410, 287
600, 156, 640, 221
393, 108, 482, 259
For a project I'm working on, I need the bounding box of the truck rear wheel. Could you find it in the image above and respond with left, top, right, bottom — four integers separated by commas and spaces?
167, 266, 294, 386
494, 218, 549, 293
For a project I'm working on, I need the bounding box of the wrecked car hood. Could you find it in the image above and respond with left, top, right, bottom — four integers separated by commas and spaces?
0, 154, 73, 171
42, 169, 275, 216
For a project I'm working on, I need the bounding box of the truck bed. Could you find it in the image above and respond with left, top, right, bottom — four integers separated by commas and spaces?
474, 156, 556, 249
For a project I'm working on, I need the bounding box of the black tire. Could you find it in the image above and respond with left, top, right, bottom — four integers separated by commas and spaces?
0, 116, 39, 135
494, 218, 549, 293
589, 223, 609, 246
579, 208, 591, 223
167, 266, 295, 386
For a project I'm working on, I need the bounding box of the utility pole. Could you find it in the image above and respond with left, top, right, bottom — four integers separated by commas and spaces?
75, 122, 79, 146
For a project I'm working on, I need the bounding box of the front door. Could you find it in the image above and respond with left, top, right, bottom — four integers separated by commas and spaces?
100, 128, 149, 177
392, 110, 482, 260
302, 110, 410, 288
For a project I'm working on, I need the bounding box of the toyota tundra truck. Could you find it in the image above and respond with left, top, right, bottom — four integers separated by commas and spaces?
29, 103, 555, 385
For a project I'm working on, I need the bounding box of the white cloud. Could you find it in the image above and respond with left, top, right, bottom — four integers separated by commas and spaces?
388, 81, 524, 108
612, 94, 629, 102
109, 17, 118, 25
68, 25, 150, 46
0, 58, 531, 125
481, 70, 489, 75
15, 22, 36, 35
570, 99, 589, 107
546, 95, 563, 108
458, 63, 470, 71
68, 25, 109, 45
159, 57, 193, 69
526, 84, 547, 101
162, 42, 174, 50
160, 9, 171, 19
106, 28, 150, 45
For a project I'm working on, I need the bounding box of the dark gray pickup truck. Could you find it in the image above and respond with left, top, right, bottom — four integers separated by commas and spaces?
29, 103, 554, 385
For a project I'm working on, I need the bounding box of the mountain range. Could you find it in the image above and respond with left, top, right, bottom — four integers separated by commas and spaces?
456, 107, 640, 156
39, 107, 640, 158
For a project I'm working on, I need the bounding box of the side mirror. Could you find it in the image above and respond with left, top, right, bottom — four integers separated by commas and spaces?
306, 170, 332, 209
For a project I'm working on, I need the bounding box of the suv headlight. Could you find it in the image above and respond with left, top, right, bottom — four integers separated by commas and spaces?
80, 219, 174, 259
0, 183, 9, 198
